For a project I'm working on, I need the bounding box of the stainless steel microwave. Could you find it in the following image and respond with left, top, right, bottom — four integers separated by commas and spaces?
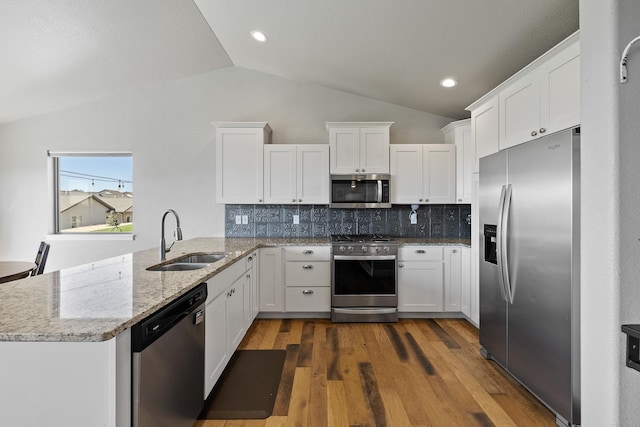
330, 174, 391, 208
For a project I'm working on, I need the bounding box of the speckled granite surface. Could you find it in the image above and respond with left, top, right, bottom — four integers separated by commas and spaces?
0, 237, 469, 343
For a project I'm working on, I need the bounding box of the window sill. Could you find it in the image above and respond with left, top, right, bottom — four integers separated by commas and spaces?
46, 233, 136, 242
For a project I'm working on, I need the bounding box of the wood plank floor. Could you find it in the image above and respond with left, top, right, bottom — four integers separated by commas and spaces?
195, 319, 556, 427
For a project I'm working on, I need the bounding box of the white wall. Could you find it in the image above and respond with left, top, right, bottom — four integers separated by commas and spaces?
0, 66, 453, 271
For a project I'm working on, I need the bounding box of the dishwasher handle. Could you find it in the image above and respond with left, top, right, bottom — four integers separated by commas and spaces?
132, 283, 207, 352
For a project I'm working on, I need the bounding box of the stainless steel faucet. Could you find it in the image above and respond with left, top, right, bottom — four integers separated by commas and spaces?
160, 209, 183, 260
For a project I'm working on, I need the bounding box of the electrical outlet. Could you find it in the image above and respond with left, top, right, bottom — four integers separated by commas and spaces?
293, 214, 299, 225
242, 215, 248, 224
410, 211, 418, 225
235, 215, 241, 225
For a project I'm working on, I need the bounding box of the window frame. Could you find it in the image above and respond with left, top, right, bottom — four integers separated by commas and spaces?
47, 150, 135, 241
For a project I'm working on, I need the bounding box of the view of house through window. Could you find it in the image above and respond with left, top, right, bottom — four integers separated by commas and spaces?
53, 154, 133, 233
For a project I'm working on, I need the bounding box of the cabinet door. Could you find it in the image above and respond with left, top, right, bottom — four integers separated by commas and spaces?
499, 71, 541, 150
423, 144, 456, 204
215, 127, 265, 204
297, 145, 330, 204
264, 145, 297, 204
540, 39, 580, 135
227, 277, 245, 353
390, 145, 423, 204
329, 127, 360, 174
444, 248, 462, 312
359, 127, 390, 173
457, 125, 474, 203
460, 247, 472, 318
259, 248, 283, 312
398, 260, 443, 312
471, 97, 499, 173
204, 292, 228, 398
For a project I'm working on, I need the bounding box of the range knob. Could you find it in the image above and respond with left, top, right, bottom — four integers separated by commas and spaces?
361, 246, 367, 253
347, 246, 354, 252
383, 246, 390, 252
338, 246, 345, 253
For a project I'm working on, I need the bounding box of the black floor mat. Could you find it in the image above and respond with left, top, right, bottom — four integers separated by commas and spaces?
199, 349, 286, 419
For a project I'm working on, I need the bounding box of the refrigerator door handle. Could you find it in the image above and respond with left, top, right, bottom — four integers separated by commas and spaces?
502, 184, 514, 304
496, 185, 508, 302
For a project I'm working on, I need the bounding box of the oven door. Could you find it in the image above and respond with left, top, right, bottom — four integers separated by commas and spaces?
332, 255, 397, 307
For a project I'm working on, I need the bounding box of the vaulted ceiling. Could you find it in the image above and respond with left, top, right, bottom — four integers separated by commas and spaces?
0, 0, 578, 124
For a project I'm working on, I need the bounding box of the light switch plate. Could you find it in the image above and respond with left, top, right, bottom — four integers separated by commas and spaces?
293, 214, 299, 225
242, 215, 248, 224
235, 215, 242, 225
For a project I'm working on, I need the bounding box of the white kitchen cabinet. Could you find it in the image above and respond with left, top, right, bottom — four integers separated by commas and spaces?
264, 144, 329, 204
284, 246, 330, 312
442, 119, 473, 203
499, 34, 579, 150
246, 250, 260, 321
444, 247, 462, 312
204, 290, 228, 397
470, 96, 499, 173
398, 246, 444, 312
226, 274, 246, 352
460, 246, 472, 319
259, 247, 283, 312
214, 122, 271, 204
326, 122, 393, 174
390, 144, 456, 204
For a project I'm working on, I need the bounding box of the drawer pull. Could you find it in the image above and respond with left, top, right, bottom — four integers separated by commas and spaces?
415, 249, 426, 254
451, 249, 457, 254
302, 289, 314, 295
302, 250, 314, 255
302, 264, 314, 269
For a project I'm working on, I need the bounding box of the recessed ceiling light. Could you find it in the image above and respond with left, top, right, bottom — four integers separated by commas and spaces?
251, 31, 268, 42
440, 78, 457, 88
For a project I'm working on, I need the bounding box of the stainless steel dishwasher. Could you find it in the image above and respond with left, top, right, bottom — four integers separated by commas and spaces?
132, 283, 207, 427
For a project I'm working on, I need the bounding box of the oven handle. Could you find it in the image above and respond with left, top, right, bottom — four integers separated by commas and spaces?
333, 255, 396, 261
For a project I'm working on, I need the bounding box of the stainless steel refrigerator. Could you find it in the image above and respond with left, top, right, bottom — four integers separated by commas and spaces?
479, 127, 580, 427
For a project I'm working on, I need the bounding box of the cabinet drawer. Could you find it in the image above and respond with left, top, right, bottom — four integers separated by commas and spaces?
285, 261, 330, 287
398, 246, 443, 261
285, 287, 330, 312
284, 246, 330, 261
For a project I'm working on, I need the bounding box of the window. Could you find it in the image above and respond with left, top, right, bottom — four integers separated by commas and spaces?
48, 151, 133, 235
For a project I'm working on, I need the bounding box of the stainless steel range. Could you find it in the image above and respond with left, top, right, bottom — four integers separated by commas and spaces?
331, 234, 398, 322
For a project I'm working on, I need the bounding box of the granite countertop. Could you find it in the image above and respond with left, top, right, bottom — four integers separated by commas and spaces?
0, 236, 469, 343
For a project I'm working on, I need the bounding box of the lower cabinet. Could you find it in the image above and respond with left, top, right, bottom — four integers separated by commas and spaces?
259, 248, 284, 312
204, 254, 252, 398
283, 246, 331, 312
398, 247, 444, 312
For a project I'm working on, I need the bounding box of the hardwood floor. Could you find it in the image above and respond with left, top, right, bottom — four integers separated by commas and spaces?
195, 319, 556, 427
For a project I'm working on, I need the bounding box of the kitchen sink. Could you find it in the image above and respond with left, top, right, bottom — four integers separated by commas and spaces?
146, 252, 228, 272
147, 262, 211, 272
174, 253, 228, 264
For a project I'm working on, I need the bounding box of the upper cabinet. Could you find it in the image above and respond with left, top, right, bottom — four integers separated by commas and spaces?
264, 144, 330, 205
467, 31, 580, 159
326, 122, 393, 174
499, 36, 580, 149
441, 119, 473, 203
390, 144, 456, 204
214, 122, 271, 204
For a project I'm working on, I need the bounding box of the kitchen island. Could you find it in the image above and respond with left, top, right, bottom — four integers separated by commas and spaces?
0, 236, 469, 427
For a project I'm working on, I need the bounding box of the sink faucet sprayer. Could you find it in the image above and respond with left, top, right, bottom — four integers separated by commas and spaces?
160, 209, 183, 261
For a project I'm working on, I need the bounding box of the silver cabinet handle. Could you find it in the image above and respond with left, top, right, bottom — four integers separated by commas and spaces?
539, 128, 546, 134
248, 256, 253, 262
302, 250, 314, 255
258, 199, 263, 203
425, 198, 429, 202
355, 169, 360, 172
362, 168, 365, 172
292, 199, 296, 202
298, 199, 302, 202
419, 198, 423, 202
246, 274, 251, 279
302, 264, 313, 269
415, 249, 426, 254
302, 289, 314, 295
399, 264, 404, 268
452, 249, 457, 254
531, 130, 538, 137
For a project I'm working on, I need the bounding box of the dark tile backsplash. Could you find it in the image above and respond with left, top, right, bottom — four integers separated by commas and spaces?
225, 204, 471, 239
